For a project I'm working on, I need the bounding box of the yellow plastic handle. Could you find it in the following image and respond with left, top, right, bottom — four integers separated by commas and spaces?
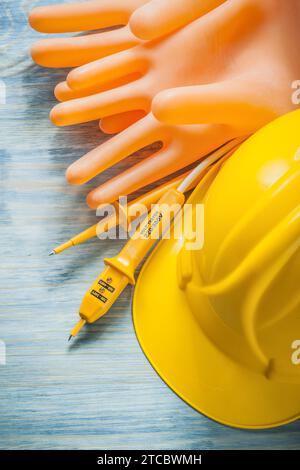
79, 264, 129, 324
105, 188, 185, 284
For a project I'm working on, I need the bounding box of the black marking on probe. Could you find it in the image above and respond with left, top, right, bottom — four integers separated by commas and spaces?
90, 290, 108, 303
98, 279, 115, 293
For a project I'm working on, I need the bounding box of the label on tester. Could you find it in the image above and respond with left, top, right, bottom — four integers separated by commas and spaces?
90, 290, 108, 303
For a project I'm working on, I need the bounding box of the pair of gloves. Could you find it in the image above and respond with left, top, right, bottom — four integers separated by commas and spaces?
30, 0, 300, 208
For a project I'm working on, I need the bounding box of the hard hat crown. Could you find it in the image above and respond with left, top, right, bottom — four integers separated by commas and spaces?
179, 110, 300, 383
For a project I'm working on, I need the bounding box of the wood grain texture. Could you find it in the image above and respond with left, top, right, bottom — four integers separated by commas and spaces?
0, 0, 299, 450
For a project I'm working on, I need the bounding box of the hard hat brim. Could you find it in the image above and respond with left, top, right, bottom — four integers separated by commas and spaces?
132, 189, 300, 430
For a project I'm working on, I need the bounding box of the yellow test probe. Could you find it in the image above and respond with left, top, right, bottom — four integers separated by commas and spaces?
69, 138, 244, 340
50, 172, 196, 256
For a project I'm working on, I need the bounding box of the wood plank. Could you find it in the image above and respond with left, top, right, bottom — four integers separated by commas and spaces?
1, 0, 299, 450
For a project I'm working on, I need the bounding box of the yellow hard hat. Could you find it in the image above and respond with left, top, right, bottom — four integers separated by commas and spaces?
133, 109, 300, 429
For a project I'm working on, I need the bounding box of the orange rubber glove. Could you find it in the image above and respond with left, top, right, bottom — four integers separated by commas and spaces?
129, 0, 225, 40
29, 0, 147, 67
32, 0, 300, 210
51, 0, 299, 208
48, 2, 223, 134
66, 114, 237, 209
54, 80, 147, 131
53, 74, 238, 210
29, 0, 226, 129
151, 0, 300, 130
50, 0, 298, 134
49, 31, 238, 210
29, 0, 224, 67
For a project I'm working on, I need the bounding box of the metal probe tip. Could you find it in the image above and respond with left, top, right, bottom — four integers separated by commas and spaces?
69, 318, 86, 342
49, 251, 55, 256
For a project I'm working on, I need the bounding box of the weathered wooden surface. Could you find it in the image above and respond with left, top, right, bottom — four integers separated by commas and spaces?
0, 0, 300, 450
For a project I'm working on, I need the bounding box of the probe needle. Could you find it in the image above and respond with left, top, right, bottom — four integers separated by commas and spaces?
68, 318, 86, 341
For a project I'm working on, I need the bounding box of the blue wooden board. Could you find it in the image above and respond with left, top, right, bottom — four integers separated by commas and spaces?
0, 0, 299, 450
